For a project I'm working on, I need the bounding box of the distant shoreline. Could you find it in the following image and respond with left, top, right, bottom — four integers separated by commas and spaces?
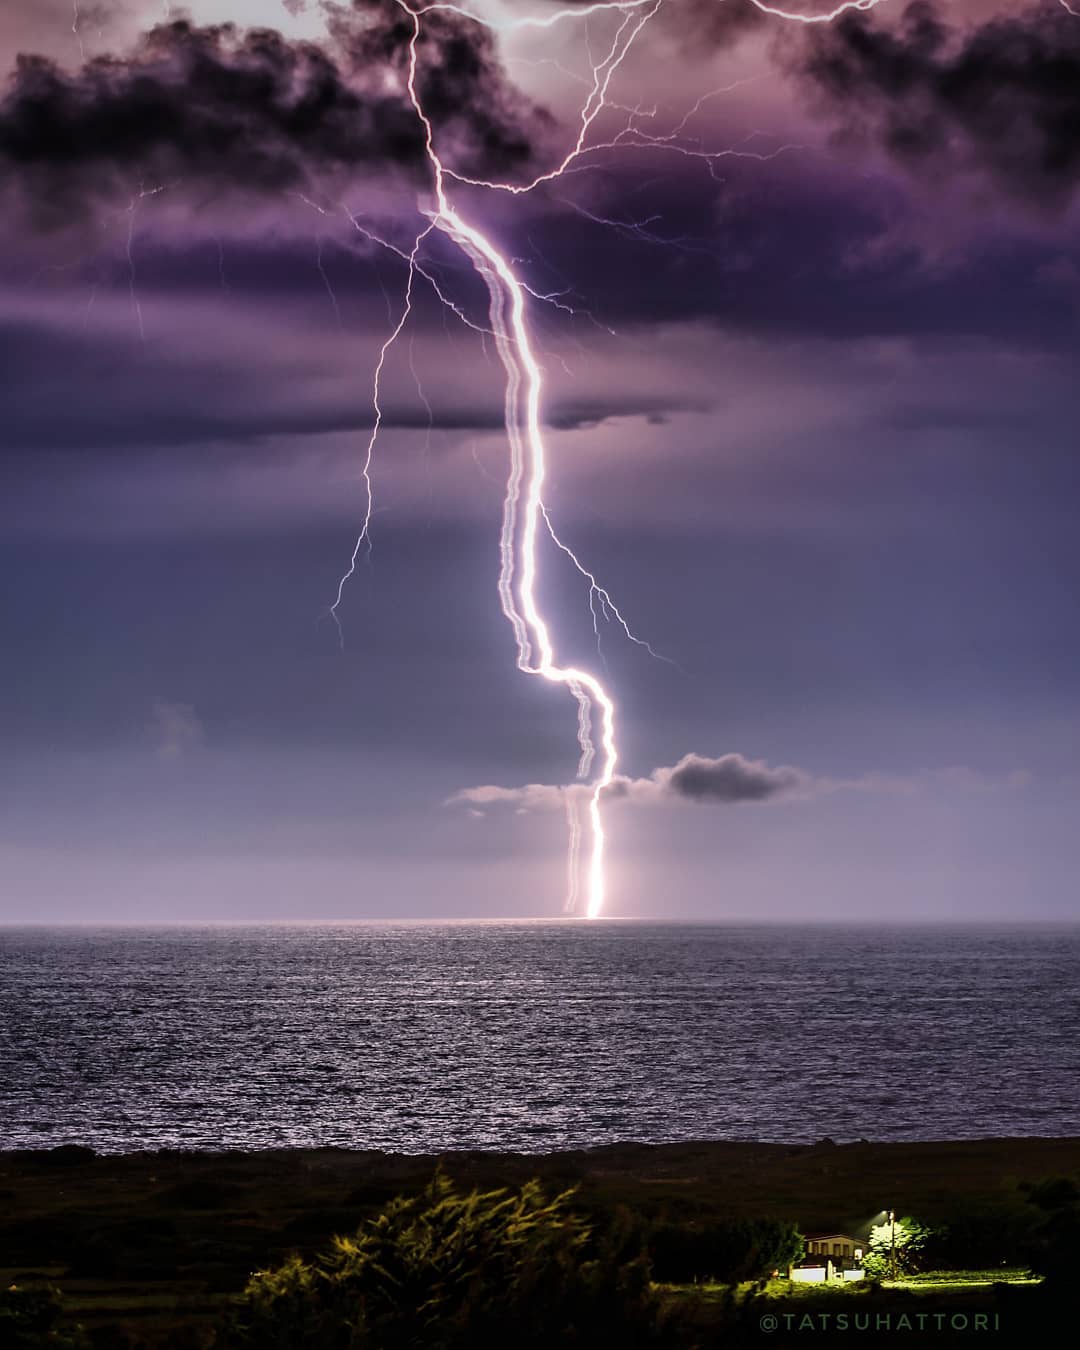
5, 1135, 1080, 1230
5, 1133, 1080, 1155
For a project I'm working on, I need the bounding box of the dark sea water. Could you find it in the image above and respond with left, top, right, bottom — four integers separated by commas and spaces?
1, 923, 1078, 1154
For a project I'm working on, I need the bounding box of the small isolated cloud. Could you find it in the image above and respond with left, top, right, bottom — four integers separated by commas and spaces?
449, 754, 1034, 816
447, 781, 573, 813
631, 752, 807, 804
448, 752, 810, 814
151, 697, 203, 759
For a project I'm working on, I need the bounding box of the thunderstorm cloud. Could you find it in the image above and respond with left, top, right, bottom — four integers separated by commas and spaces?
0, 0, 549, 228
795, 0, 1080, 211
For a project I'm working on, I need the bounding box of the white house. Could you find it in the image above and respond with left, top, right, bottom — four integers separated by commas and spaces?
789, 1233, 865, 1283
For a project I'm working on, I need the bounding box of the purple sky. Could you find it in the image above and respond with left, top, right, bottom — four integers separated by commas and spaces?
3, 0, 1080, 921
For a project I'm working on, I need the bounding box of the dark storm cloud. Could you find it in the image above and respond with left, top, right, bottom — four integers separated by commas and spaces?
0, 1, 547, 227
514, 155, 1080, 345
796, 0, 1080, 210
651, 751, 805, 803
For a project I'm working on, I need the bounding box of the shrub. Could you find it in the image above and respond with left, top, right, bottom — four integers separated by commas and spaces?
648, 1216, 803, 1284
0, 1284, 89, 1349
218, 1173, 664, 1349
919, 1204, 1038, 1270
1023, 1176, 1080, 1288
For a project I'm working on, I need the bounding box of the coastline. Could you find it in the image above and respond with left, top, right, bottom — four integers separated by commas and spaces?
4, 1136, 1077, 1345
5, 1134, 1079, 1228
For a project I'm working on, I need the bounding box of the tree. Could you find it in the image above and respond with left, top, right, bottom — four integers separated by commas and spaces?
861, 1216, 930, 1280
218, 1173, 664, 1349
648, 1217, 803, 1284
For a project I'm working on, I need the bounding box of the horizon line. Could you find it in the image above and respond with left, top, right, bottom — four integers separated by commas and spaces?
2, 916, 1079, 928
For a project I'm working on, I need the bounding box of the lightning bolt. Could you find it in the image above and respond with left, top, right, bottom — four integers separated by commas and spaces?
541, 505, 674, 667
124, 182, 169, 342
563, 788, 583, 913
72, 2, 86, 62
330, 0, 888, 917
329, 220, 434, 648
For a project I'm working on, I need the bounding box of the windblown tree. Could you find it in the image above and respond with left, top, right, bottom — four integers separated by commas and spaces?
218, 1173, 664, 1349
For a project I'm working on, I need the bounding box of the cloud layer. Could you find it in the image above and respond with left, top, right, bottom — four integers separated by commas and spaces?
797, 0, 1080, 211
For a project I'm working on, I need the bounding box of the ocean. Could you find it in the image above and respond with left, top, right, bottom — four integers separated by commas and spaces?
1, 922, 1077, 1153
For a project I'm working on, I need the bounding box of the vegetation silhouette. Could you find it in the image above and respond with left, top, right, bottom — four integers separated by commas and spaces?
1023, 1176, 1080, 1290
0, 1285, 88, 1349
648, 1216, 802, 1284
217, 1172, 665, 1349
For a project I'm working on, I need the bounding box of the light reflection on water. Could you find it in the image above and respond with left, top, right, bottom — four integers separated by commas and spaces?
0, 922, 1077, 1152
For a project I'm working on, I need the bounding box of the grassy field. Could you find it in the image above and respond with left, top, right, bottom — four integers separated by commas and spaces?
1, 1136, 1077, 1346
887, 1269, 1041, 1288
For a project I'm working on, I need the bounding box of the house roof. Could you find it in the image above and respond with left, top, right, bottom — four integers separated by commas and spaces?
804, 1234, 862, 1243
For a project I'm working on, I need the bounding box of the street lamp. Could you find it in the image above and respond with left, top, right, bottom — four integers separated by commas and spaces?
888, 1209, 897, 1281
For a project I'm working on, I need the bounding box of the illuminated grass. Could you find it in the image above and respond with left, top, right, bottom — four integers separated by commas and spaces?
885, 1269, 1041, 1289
